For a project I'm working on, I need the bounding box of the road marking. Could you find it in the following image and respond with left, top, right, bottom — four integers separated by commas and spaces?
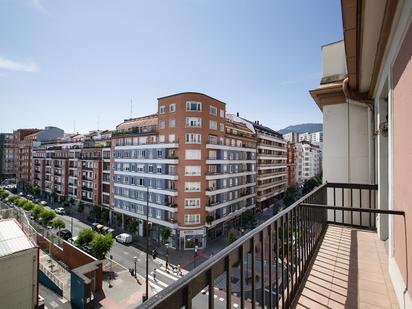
148, 275, 168, 288
214, 295, 217, 299
123, 251, 129, 255
149, 281, 163, 292
219, 297, 224, 302
233, 304, 239, 308
60, 297, 68, 303
157, 267, 179, 281
50, 301, 59, 308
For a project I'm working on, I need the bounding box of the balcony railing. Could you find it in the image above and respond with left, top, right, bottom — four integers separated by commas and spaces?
139, 182, 405, 309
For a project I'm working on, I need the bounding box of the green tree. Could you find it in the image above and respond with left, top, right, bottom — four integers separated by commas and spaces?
41, 210, 56, 225
76, 228, 95, 246
302, 177, 320, 194
51, 218, 66, 230
160, 228, 170, 244
228, 228, 237, 244
101, 209, 110, 224
90, 233, 113, 260
32, 205, 45, 220
127, 218, 137, 234
23, 201, 35, 211
78, 202, 84, 213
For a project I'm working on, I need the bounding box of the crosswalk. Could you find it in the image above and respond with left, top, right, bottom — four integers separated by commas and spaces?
148, 265, 183, 294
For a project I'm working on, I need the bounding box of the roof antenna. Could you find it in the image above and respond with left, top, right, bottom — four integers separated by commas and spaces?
130, 98, 133, 119
97, 115, 100, 131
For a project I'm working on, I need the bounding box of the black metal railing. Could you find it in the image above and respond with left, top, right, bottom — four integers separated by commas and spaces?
139, 182, 388, 309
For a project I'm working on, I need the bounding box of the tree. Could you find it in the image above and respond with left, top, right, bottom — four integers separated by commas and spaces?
228, 228, 237, 244
302, 177, 320, 195
41, 210, 56, 226
128, 218, 137, 234
32, 205, 44, 220
78, 202, 84, 213
23, 201, 35, 211
90, 233, 114, 260
91, 205, 102, 219
51, 218, 66, 230
101, 209, 110, 224
160, 228, 170, 244
76, 228, 95, 246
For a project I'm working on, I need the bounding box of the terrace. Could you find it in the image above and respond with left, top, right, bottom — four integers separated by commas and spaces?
139, 182, 404, 309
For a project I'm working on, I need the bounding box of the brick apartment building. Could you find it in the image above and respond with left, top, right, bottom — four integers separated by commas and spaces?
0, 133, 16, 180
111, 93, 257, 249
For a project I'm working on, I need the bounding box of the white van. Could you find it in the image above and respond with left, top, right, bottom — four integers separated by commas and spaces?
115, 233, 132, 244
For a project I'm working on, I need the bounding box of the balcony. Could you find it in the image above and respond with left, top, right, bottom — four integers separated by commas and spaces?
139, 182, 404, 309
82, 186, 93, 192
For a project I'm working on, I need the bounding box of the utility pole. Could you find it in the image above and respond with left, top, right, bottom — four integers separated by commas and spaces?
144, 186, 150, 302
70, 217, 73, 236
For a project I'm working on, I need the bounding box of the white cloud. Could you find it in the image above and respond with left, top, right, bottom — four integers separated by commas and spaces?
0, 56, 39, 73
30, 0, 48, 14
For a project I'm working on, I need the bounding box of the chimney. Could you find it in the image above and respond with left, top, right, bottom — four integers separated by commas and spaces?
236, 112, 239, 117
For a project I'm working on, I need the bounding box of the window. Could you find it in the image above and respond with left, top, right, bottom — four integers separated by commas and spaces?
159, 105, 166, 114
185, 198, 201, 209
137, 164, 144, 172
159, 120, 165, 129
169, 119, 176, 128
220, 109, 225, 118
220, 123, 224, 132
186, 117, 201, 128
148, 165, 154, 173
184, 214, 200, 225
209, 105, 217, 116
159, 135, 165, 143
185, 182, 201, 192
185, 166, 201, 176
169, 134, 176, 142
209, 120, 217, 130
186, 101, 201, 111
185, 149, 201, 160
170, 103, 176, 112
185, 133, 201, 144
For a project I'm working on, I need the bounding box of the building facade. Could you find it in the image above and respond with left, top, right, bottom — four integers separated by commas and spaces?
294, 141, 321, 184
0, 133, 15, 180
250, 122, 288, 210
310, 1, 412, 306
286, 141, 296, 186
111, 93, 257, 249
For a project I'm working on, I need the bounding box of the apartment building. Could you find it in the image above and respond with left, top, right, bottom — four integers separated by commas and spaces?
0, 133, 15, 180
111, 92, 256, 249
286, 141, 296, 186
246, 121, 287, 210
295, 141, 321, 184
15, 127, 64, 191
282, 131, 299, 143
31, 131, 111, 207
298, 131, 323, 144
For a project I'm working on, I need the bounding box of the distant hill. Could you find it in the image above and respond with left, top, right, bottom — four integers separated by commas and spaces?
278, 123, 322, 134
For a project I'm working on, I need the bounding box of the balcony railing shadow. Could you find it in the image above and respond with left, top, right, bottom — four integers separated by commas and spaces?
138, 182, 405, 309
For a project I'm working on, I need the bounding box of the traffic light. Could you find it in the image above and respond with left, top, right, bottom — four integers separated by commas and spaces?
152, 249, 157, 259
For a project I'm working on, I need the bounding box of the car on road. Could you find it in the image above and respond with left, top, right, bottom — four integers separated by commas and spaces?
40, 201, 47, 206
55, 207, 65, 215
34, 198, 40, 203
57, 229, 72, 240
115, 233, 133, 244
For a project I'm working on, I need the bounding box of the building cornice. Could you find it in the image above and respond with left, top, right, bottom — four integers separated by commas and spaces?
309, 81, 346, 111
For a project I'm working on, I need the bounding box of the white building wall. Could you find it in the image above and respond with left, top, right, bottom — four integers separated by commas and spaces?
0, 248, 38, 309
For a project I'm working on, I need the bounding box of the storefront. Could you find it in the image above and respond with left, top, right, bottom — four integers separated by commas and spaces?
180, 229, 206, 250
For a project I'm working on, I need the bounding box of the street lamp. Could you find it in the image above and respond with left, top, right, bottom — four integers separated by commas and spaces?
134, 256, 137, 278
109, 255, 113, 288
143, 186, 150, 303
165, 243, 169, 268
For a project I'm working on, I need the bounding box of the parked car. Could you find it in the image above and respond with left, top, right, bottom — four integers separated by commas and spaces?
34, 198, 40, 203
55, 207, 65, 215
57, 229, 72, 240
40, 201, 47, 206
101, 226, 109, 234
107, 228, 115, 235
115, 233, 133, 244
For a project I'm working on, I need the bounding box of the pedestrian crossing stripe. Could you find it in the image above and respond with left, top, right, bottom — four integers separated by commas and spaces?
148, 280, 163, 293
148, 275, 168, 288
158, 267, 179, 281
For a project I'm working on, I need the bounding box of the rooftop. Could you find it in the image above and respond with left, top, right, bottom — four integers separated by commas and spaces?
0, 219, 36, 257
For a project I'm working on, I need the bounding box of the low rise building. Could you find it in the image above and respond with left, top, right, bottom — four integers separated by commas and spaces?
0, 219, 39, 309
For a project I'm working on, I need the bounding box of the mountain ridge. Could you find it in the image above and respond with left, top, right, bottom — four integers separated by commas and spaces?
278, 123, 322, 134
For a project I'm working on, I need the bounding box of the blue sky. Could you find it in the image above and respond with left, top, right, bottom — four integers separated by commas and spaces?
0, 0, 342, 133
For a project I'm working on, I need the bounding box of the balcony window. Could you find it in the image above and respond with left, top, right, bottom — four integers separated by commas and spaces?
169, 103, 176, 112
209, 105, 217, 116
185, 133, 201, 144
185, 198, 200, 209
209, 120, 217, 130
159, 105, 166, 114
185, 182, 201, 192
185, 165, 201, 176
184, 214, 200, 225
186, 117, 202, 128
186, 101, 201, 111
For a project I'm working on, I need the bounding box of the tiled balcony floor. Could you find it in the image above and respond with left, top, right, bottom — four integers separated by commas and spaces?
293, 225, 399, 309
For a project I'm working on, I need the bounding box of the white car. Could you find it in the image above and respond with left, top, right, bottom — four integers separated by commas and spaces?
115, 233, 133, 244
55, 207, 65, 215
40, 201, 47, 206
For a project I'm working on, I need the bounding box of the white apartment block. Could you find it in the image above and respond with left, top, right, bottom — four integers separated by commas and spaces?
295, 141, 321, 184
298, 131, 323, 144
